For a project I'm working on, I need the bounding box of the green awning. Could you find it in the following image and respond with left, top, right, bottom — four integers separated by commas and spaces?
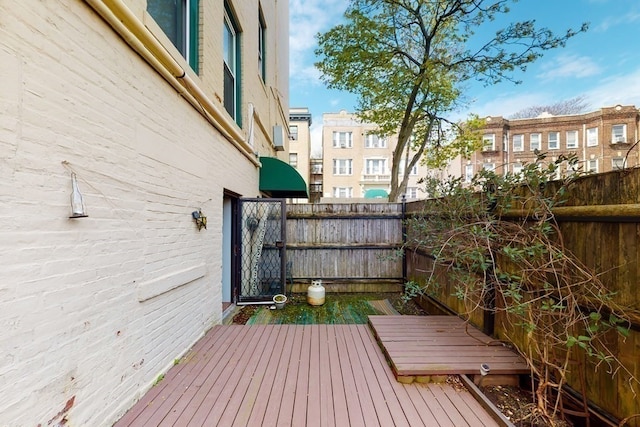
364, 188, 388, 199
259, 156, 309, 198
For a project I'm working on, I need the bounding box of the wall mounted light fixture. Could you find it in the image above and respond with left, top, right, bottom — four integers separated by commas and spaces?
192, 210, 207, 231
70, 172, 88, 218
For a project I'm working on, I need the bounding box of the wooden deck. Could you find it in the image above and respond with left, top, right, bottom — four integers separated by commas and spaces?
368, 315, 530, 378
115, 324, 503, 426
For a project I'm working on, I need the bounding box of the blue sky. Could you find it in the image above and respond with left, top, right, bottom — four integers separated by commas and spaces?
289, 0, 640, 148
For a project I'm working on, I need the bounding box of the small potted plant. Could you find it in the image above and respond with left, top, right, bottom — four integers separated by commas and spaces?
273, 294, 287, 310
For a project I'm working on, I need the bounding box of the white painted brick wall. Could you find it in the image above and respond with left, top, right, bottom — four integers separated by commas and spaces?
0, 1, 271, 425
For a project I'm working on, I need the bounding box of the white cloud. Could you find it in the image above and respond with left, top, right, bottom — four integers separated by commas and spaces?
465, 92, 549, 118
289, 0, 348, 86
537, 54, 601, 81
595, 10, 640, 32
584, 69, 640, 107
310, 115, 324, 157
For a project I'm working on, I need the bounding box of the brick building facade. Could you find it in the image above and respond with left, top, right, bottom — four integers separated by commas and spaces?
463, 105, 640, 181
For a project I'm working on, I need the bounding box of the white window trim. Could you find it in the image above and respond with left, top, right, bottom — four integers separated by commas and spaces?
482, 134, 496, 151
464, 164, 474, 182
513, 134, 524, 152
612, 124, 627, 144
513, 162, 523, 175
482, 162, 495, 172
530, 133, 541, 151
333, 159, 353, 175
566, 130, 579, 149
612, 157, 626, 170
365, 158, 387, 175
587, 127, 598, 147
332, 131, 353, 148
548, 132, 559, 150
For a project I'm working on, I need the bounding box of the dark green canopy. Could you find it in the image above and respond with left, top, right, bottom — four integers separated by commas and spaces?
259, 156, 309, 198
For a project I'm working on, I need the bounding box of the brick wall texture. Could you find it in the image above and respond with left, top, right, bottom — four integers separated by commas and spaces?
0, 1, 273, 425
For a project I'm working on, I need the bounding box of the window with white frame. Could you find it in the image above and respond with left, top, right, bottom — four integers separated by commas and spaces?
289, 153, 298, 168
482, 162, 495, 172
148, 0, 200, 73
333, 159, 353, 175
398, 159, 418, 176
333, 187, 353, 198
566, 130, 579, 149
568, 161, 580, 175
587, 127, 598, 146
513, 134, 524, 152
530, 133, 541, 151
365, 158, 387, 175
482, 134, 496, 151
548, 132, 559, 150
465, 164, 474, 182
588, 159, 598, 173
612, 124, 627, 143
512, 162, 523, 175
223, 4, 240, 123
405, 187, 418, 199
332, 131, 353, 148
612, 157, 626, 170
364, 133, 387, 148
289, 125, 298, 141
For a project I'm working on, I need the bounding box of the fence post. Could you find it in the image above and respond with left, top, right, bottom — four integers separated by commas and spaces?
401, 195, 407, 286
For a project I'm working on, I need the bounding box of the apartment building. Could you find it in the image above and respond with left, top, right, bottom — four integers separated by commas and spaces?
321, 110, 423, 201
288, 107, 312, 202
1, 1, 300, 425
463, 105, 640, 181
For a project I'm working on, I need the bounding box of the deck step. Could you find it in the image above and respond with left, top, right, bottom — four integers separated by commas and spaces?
368, 315, 530, 382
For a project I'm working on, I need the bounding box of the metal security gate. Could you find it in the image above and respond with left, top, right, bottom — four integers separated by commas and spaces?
237, 198, 286, 304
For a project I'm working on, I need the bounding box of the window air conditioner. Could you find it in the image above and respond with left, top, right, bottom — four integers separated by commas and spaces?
273, 125, 285, 151
614, 136, 626, 143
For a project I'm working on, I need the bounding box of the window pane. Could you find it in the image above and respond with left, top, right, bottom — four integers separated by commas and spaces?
148, 0, 180, 51
289, 125, 298, 140
223, 7, 239, 122
612, 157, 625, 170
513, 162, 523, 175
612, 124, 626, 143
513, 134, 523, 152
223, 19, 235, 73
465, 165, 473, 182
482, 134, 495, 151
548, 132, 559, 149
258, 10, 266, 81
530, 133, 541, 151
587, 128, 598, 146
223, 65, 235, 117
148, 0, 198, 72
566, 131, 578, 149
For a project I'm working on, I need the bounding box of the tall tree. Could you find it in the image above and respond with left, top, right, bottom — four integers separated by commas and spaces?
509, 95, 590, 119
315, 0, 587, 201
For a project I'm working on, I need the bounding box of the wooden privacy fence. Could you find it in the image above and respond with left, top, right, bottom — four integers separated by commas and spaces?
285, 203, 405, 293
405, 167, 640, 425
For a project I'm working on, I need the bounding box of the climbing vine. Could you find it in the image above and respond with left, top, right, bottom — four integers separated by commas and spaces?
405, 153, 639, 425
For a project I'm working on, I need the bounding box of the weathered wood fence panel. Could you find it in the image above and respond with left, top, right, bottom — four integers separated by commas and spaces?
286, 203, 404, 292
405, 168, 640, 425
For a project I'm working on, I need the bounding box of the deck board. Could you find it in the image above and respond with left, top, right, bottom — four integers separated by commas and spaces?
369, 315, 529, 378
114, 324, 504, 426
